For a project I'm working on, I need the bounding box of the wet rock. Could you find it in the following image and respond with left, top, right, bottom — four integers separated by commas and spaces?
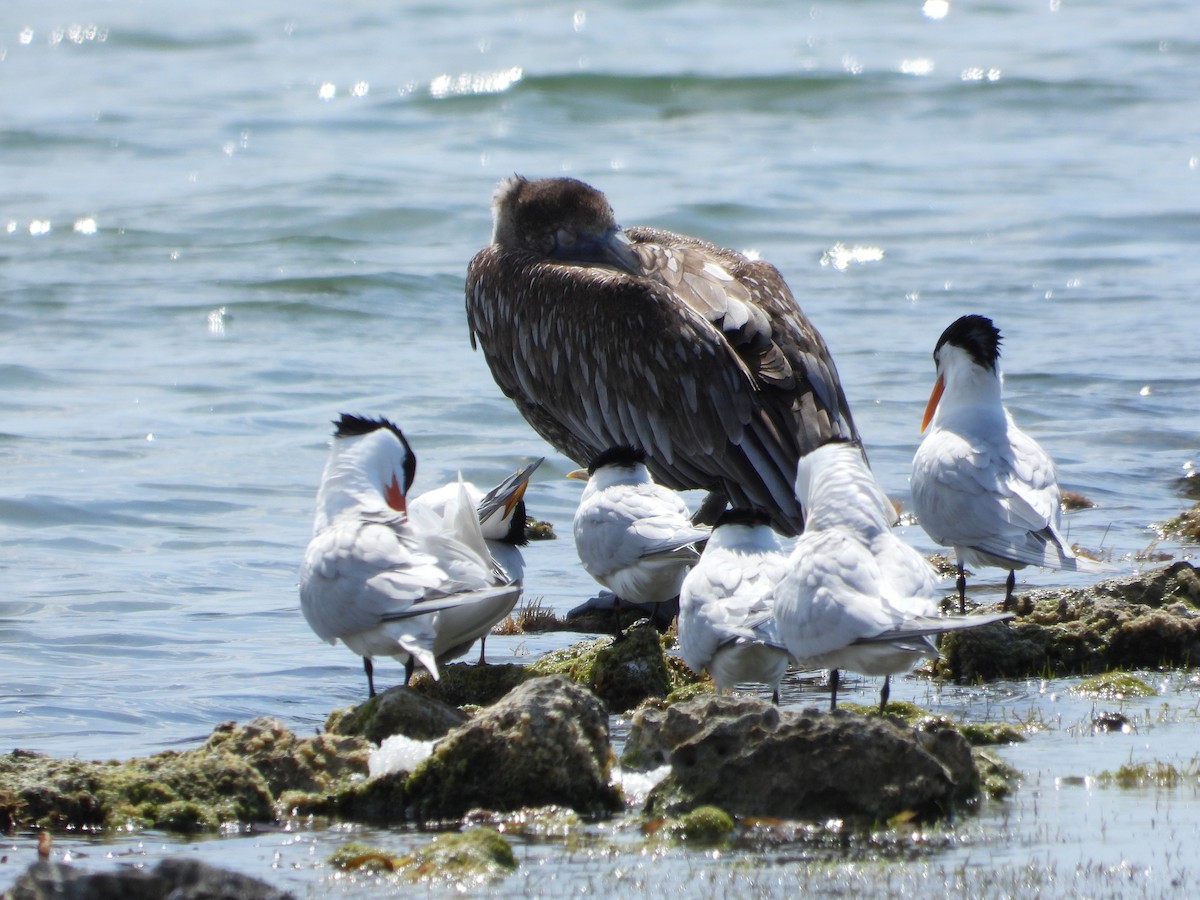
1157, 501, 1200, 543
644, 697, 980, 823
1074, 672, 1157, 699
622, 694, 771, 771
401, 828, 517, 883
0, 717, 372, 833
204, 717, 369, 795
407, 662, 533, 709
1092, 711, 1133, 734
6, 857, 293, 900
527, 622, 672, 712
325, 685, 470, 744
939, 562, 1200, 679
404, 675, 622, 822
646, 804, 736, 847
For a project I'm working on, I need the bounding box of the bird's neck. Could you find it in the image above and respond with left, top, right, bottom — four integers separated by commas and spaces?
589, 463, 652, 491
707, 524, 780, 554
932, 366, 1007, 434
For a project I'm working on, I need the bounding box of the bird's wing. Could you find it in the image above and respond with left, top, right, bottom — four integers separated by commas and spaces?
679, 546, 786, 670
774, 528, 901, 660
856, 610, 1014, 644
466, 233, 857, 535
913, 427, 1064, 568
299, 520, 449, 642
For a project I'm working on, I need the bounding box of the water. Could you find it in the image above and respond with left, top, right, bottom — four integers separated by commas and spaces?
1, 0, 1198, 893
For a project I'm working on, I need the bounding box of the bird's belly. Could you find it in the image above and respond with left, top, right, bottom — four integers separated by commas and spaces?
709, 642, 788, 691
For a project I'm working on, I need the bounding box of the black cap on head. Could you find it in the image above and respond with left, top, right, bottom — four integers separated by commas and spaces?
332, 413, 416, 492
935, 315, 1002, 371
587, 445, 646, 474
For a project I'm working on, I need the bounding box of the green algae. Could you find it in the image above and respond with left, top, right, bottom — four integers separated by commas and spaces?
329, 840, 403, 871
1157, 502, 1200, 543
1097, 759, 1200, 789
938, 562, 1200, 679
0, 717, 373, 834
1073, 671, 1158, 699
662, 805, 736, 846
327, 829, 517, 883
528, 625, 673, 712
326, 683, 470, 744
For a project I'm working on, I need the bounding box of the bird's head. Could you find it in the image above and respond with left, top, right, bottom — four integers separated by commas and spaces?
490, 175, 642, 275
922, 314, 1003, 431
328, 413, 416, 515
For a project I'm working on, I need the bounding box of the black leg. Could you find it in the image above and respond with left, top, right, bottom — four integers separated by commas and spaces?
771, 686, 780, 705
363, 657, 376, 699
404, 656, 414, 686
879, 675, 891, 715
1004, 570, 1016, 611
612, 596, 624, 641
956, 563, 967, 614
477, 635, 488, 666
829, 668, 840, 712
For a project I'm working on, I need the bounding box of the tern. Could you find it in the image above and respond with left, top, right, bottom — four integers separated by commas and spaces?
911, 314, 1108, 612
409, 457, 543, 664
466, 175, 859, 535
774, 440, 1012, 713
678, 508, 791, 703
569, 445, 711, 636
299, 414, 520, 697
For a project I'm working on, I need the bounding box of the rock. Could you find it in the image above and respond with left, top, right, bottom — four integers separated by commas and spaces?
404, 675, 622, 821
0, 718, 372, 833
939, 562, 1200, 679
528, 622, 672, 712
204, 717, 370, 795
407, 663, 533, 709
1157, 501, 1200, 542
622, 694, 771, 771
401, 828, 517, 883
644, 697, 980, 822
6, 857, 293, 900
647, 804, 736, 846
325, 685, 470, 744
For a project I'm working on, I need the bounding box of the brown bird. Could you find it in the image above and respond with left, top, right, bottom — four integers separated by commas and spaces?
465, 175, 859, 535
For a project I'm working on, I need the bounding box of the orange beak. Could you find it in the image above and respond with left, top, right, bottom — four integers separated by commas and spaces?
920, 374, 945, 433
385, 473, 407, 515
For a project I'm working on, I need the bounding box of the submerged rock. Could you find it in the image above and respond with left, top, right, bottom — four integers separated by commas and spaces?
404, 675, 622, 822
6, 857, 293, 900
1157, 501, 1200, 543
642, 696, 980, 823
325, 684, 470, 744
939, 562, 1200, 680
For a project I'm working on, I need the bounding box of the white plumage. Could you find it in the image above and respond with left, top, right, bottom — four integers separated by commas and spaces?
678, 509, 790, 702
911, 314, 1107, 611
775, 440, 1011, 712
570, 446, 710, 632
299, 415, 520, 697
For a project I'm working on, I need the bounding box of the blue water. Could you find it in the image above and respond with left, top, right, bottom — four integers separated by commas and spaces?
2, 0, 1199, 893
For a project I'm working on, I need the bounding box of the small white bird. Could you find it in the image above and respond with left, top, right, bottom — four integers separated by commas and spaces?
678, 508, 790, 703
911, 315, 1108, 612
409, 457, 543, 664
569, 446, 711, 636
774, 440, 1012, 713
299, 414, 520, 697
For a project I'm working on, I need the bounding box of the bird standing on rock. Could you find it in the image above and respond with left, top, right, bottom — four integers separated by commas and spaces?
911, 315, 1109, 612
466, 175, 859, 535
299, 415, 520, 697
678, 508, 791, 703
569, 446, 711, 637
774, 440, 1012, 713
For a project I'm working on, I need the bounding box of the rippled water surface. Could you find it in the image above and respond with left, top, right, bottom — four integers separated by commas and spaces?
2, 0, 1198, 894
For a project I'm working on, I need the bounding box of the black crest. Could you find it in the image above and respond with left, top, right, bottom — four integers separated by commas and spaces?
713, 507, 773, 529
935, 315, 1002, 372
587, 445, 647, 474
332, 414, 416, 491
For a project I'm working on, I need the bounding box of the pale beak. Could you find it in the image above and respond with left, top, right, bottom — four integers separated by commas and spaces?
477, 457, 544, 521
921, 374, 945, 433
566, 468, 590, 481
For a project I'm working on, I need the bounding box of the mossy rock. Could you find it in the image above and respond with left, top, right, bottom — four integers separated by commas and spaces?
1157, 502, 1200, 543
329, 840, 403, 872
403, 828, 517, 882
1073, 672, 1157, 699
648, 804, 736, 847
407, 662, 533, 709
938, 562, 1200, 679
528, 624, 672, 712
326, 685, 470, 744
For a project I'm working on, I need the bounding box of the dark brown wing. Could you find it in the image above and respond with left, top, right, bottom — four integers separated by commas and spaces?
465, 229, 858, 535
